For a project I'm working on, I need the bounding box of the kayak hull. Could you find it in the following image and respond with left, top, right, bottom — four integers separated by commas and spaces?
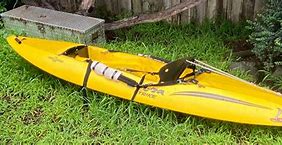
7, 35, 282, 126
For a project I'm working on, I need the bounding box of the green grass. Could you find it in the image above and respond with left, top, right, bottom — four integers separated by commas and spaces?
0, 21, 281, 144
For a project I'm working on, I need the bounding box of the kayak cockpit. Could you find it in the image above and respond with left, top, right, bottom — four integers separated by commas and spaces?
62, 45, 88, 56
62, 45, 89, 61
61, 45, 162, 82
61, 45, 208, 85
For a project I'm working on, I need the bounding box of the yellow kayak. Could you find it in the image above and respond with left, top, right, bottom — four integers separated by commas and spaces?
7, 35, 282, 126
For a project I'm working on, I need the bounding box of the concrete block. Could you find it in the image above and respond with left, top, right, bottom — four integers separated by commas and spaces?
1, 5, 105, 44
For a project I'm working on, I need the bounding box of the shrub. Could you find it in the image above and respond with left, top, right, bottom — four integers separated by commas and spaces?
0, 1, 6, 28
247, 0, 282, 71
0, 0, 7, 12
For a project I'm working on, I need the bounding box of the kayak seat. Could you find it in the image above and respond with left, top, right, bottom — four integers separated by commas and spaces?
77, 46, 89, 58
75, 55, 89, 61
158, 58, 194, 83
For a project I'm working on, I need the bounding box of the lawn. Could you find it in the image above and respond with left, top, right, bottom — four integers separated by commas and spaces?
0, 21, 281, 144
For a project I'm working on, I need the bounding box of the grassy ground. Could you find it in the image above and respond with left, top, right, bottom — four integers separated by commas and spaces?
0, 21, 281, 144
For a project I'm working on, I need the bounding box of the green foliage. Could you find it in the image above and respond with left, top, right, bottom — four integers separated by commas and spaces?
0, 0, 7, 13
260, 69, 282, 92
247, 0, 282, 71
267, 75, 282, 91
0, 1, 7, 29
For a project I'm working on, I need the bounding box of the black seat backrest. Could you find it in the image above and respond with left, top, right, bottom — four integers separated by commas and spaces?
158, 58, 190, 83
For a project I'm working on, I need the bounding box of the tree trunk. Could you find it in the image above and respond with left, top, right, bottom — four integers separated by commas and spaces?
22, 0, 205, 30
105, 0, 205, 30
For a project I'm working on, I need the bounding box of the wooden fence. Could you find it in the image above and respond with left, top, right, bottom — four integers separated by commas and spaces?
95, 0, 265, 23
21, 0, 265, 23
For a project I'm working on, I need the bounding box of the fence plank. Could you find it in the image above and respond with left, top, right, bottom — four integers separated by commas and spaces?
163, 0, 172, 22
132, 0, 142, 14
163, 0, 171, 9
227, 0, 233, 20
171, 0, 181, 24
196, 0, 207, 22
99, 0, 118, 14
242, 0, 255, 20
154, 0, 164, 12
58, 0, 75, 12
142, 0, 150, 13
231, 0, 243, 22
142, 0, 164, 13
118, 0, 131, 13
190, 6, 197, 22
207, 0, 217, 19
222, 0, 227, 18
254, 0, 264, 16
180, 0, 191, 23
